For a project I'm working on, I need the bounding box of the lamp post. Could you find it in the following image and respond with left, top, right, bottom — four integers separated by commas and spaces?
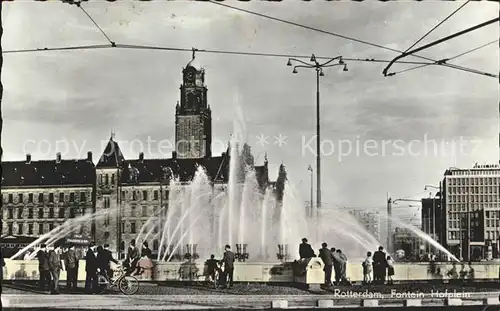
287, 55, 348, 215
308, 165, 313, 218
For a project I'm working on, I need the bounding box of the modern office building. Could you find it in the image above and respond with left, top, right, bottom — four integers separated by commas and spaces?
442, 164, 500, 261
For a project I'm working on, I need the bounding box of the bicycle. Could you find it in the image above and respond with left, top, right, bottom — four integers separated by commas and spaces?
96, 266, 139, 295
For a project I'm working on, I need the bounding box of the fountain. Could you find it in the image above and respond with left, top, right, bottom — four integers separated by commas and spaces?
235, 243, 249, 262
276, 244, 290, 262
184, 244, 199, 260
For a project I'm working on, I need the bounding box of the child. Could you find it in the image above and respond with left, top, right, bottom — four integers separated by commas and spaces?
386, 255, 395, 285
362, 252, 373, 285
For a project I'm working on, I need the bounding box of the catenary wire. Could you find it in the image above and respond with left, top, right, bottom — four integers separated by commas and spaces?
208, 0, 496, 78
2, 42, 435, 66
78, 4, 115, 46
389, 39, 500, 77
403, 0, 471, 53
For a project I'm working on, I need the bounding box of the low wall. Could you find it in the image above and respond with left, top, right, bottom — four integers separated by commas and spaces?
2, 259, 500, 283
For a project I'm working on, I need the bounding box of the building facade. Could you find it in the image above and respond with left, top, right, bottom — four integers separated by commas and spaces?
393, 227, 421, 260
1, 57, 282, 259
1, 153, 95, 244
442, 164, 500, 261
421, 197, 445, 251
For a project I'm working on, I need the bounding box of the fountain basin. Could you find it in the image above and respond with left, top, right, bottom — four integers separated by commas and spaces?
3, 259, 499, 283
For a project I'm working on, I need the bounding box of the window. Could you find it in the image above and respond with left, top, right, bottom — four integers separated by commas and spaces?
28, 193, 33, 203
130, 206, 136, 217
28, 224, 33, 235
121, 191, 126, 199
58, 208, 65, 218
49, 223, 54, 231
80, 192, 86, 202
143, 191, 148, 200
131, 222, 136, 234
8, 208, 13, 219
18, 193, 23, 203
38, 193, 44, 203
28, 208, 33, 219
49, 208, 54, 218
142, 206, 148, 217
59, 193, 64, 202
132, 192, 137, 201
17, 208, 23, 219
69, 192, 75, 202
49, 193, 54, 203
121, 222, 125, 233
154, 191, 159, 200
8, 194, 13, 203
18, 224, 23, 235
38, 223, 44, 234
105, 174, 109, 185
8, 224, 13, 235
111, 174, 115, 184
104, 197, 110, 209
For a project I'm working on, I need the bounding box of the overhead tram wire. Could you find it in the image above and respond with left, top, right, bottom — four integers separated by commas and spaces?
389, 39, 500, 77
403, 0, 471, 53
208, 0, 491, 78
2, 42, 435, 66
77, 3, 116, 46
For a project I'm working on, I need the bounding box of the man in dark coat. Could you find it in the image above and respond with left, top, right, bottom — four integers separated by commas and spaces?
318, 242, 333, 286
48, 245, 63, 294
84, 242, 98, 293
64, 244, 79, 290
1, 246, 5, 303
103, 244, 118, 279
36, 244, 51, 290
299, 238, 315, 259
125, 239, 140, 275
372, 246, 387, 284
222, 245, 235, 288
205, 254, 218, 283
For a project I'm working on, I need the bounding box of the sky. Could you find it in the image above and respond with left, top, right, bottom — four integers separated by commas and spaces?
2, 1, 499, 225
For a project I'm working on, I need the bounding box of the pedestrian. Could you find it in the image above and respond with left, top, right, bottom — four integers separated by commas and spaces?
386, 255, 395, 285
64, 244, 78, 290
103, 244, 119, 280
135, 242, 153, 276
1, 246, 5, 306
362, 252, 373, 285
125, 239, 140, 276
222, 245, 235, 288
331, 247, 341, 285
299, 238, 315, 260
205, 254, 218, 284
318, 243, 333, 287
337, 249, 348, 284
48, 244, 64, 294
372, 246, 387, 284
84, 242, 98, 293
36, 244, 51, 291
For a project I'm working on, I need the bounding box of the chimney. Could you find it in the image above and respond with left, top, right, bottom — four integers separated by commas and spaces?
26, 154, 31, 164
172, 151, 177, 159
56, 152, 61, 163
87, 151, 93, 162
139, 152, 144, 161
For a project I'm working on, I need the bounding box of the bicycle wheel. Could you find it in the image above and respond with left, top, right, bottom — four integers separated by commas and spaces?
96, 274, 109, 294
118, 275, 139, 295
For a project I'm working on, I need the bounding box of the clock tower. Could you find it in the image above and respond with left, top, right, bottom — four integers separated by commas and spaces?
175, 52, 212, 159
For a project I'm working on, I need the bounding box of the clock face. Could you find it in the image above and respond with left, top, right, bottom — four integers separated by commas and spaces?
185, 71, 194, 83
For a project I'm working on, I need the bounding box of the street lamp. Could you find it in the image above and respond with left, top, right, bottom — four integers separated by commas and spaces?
308, 165, 313, 218
287, 54, 348, 215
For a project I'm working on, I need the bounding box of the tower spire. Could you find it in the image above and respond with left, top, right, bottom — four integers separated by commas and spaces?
192, 47, 197, 60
